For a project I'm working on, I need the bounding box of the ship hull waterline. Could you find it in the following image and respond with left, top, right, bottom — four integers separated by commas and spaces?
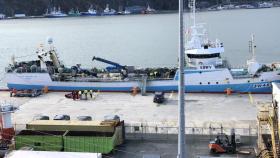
6, 80, 280, 94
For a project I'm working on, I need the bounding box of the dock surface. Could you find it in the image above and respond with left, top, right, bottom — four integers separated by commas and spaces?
0, 91, 264, 157
0, 92, 270, 129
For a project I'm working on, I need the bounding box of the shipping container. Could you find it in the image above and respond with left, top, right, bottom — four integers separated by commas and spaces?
63, 131, 118, 154
15, 130, 66, 151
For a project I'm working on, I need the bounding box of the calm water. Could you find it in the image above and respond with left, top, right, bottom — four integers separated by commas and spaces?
0, 8, 280, 87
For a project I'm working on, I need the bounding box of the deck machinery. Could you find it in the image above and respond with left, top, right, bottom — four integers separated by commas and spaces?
257, 83, 280, 158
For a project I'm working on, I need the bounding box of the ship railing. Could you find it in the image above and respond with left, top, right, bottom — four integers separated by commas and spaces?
13, 123, 257, 141
58, 76, 173, 82
231, 72, 253, 79
146, 77, 174, 81
11, 67, 48, 73
63, 78, 125, 82
229, 64, 247, 70
231, 75, 253, 79
230, 63, 280, 73
124, 123, 257, 140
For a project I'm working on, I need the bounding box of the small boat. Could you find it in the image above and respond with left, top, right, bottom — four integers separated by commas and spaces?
44, 7, 68, 18
240, 4, 256, 9
80, 6, 98, 16
145, 4, 156, 14
123, 10, 131, 15
258, 2, 273, 8
102, 4, 116, 16
124, 6, 145, 14
68, 8, 81, 17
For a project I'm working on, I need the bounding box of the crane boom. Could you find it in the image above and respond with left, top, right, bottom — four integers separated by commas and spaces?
92, 56, 126, 70
92, 56, 128, 78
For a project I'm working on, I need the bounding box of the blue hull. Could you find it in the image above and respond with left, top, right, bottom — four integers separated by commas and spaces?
80, 13, 99, 16
146, 83, 273, 93
102, 13, 117, 16
7, 81, 278, 93
44, 16, 68, 18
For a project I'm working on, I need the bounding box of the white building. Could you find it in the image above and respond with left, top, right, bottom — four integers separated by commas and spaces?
0, 14, 5, 19
14, 14, 26, 18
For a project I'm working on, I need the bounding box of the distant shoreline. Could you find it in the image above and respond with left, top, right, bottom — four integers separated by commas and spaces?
1, 6, 279, 21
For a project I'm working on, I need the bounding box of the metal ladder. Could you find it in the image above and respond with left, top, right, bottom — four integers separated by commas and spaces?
269, 106, 280, 158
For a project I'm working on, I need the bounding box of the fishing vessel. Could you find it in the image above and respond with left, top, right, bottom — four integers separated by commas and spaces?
68, 8, 81, 17
103, 4, 116, 16
80, 6, 98, 16
4, 2, 280, 93
4, 34, 280, 93
44, 7, 68, 18
145, 4, 156, 14
123, 10, 131, 15
258, 2, 273, 8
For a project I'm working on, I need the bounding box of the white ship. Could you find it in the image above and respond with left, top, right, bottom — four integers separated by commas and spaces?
103, 4, 116, 16
80, 5, 98, 16
44, 7, 68, 18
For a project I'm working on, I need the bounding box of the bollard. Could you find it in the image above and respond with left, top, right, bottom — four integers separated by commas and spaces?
131, 87, 138, 96
43, 86, 48, 93
226, 88, 232, 96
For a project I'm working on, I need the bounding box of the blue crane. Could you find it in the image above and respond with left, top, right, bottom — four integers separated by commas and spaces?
92, 56, 128, 77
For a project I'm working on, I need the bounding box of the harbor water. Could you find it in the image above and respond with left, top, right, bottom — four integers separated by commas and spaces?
0, 7, 280, 88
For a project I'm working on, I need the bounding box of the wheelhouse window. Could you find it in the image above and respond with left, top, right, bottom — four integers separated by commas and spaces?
187, 53, 220, 59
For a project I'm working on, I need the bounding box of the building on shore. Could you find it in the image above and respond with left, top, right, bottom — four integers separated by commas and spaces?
14, 13, 26, 19
0, 14, 5, 19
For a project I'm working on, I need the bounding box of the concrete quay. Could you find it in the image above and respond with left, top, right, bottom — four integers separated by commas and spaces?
0, 92, 271, 130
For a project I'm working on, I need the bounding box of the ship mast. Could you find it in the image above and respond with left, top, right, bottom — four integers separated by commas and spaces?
189, 0, 196, 27
252, 34, 256, 61
178, 0, 186, 157
249, 34, 256, 61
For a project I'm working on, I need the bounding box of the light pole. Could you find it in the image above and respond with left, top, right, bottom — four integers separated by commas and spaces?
177, 0, 186, 157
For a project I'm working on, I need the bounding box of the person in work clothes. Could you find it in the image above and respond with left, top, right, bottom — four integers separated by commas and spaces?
78, 90, 82, 99
72, 91, 75, 100
84, 90, 88, 100
89, 90, 93, 98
